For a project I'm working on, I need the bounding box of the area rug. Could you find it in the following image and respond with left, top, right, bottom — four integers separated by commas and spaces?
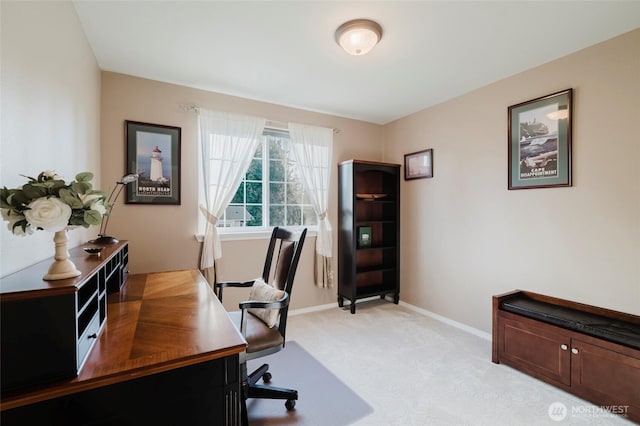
246, 341, 373, 426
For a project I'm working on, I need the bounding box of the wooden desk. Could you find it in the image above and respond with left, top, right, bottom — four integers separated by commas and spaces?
1, 269, 247, 425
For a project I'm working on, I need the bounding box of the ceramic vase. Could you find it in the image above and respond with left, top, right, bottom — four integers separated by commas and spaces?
43, 228, 81, 280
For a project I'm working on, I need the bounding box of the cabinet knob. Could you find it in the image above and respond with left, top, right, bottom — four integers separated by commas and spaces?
571, 347, 579, 354
88, 333, 97, 339
560, 344, 568, 350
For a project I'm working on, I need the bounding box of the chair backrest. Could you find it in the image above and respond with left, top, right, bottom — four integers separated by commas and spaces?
262, 227, 307, 339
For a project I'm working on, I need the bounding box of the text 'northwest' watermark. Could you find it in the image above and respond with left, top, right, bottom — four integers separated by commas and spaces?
548, 402, 629, 421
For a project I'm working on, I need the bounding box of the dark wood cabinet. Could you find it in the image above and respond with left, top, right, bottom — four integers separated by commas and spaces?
497, 313, 572, 386
1, 269, 245, 426
570, 337, 640, 414
0, 241, 128, 392
493, 290, 640, 423
338, 160, 400, 314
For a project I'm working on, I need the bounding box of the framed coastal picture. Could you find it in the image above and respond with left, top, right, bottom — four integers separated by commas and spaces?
404, 148, 433, 180
508, 89, 573, 190
125, 121, 181, 204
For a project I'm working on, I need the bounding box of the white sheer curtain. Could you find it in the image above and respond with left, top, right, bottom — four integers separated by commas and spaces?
198, 109, 266, 285
288, 123, 334, 288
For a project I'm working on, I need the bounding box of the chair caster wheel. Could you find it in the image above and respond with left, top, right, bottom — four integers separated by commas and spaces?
285, 399, 296, 411
262, 372, 272, 383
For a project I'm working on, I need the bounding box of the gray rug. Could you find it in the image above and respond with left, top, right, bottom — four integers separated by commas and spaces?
246, 341, 373, 426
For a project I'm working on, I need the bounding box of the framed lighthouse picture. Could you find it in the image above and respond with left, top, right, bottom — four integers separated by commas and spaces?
125, 121, 181, 205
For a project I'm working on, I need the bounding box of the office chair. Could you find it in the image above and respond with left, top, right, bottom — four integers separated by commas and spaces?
216, 227, 307, 425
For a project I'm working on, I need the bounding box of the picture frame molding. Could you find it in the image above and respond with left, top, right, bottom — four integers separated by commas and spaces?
125, 120, 181, 205
404, 148, 433, 180
508, 88, 573, 190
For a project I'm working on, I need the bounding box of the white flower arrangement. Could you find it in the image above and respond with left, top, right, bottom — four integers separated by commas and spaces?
0, 171, 106, 235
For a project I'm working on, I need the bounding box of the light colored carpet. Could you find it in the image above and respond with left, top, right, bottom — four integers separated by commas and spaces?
246, 341, 373, 425
263, 299, 634, 426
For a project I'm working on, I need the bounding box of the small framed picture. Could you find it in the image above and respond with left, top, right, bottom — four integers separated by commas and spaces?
358, 226, 372, 248
508, 89, 572, 190
404, 149, 433, 180
125, 121, 181, 204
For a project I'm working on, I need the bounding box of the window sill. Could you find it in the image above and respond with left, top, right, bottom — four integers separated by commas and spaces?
194, 227, 316, 243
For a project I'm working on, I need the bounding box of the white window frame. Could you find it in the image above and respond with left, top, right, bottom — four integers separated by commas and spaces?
199, 128, 318, 241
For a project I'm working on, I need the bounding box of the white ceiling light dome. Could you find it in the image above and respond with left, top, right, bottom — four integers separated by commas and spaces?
335, 19, 383, 56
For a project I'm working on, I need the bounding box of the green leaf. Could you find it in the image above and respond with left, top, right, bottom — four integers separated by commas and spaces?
71, 181, 91, 194
84, 209, 102, 225
9, 190, 30, 207
50, 180, 66, 189
86, 189, 104, 197
0, 187, 13, 208
19, 174, 37, 183
22, 184, 47, 200
12, 219, 29, 233
76, 172, 93, 182
58, 188, 83, 209
4, 192, 15, 207
68, 215, 86, 226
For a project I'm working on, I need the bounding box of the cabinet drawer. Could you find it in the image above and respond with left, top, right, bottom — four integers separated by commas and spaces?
77, 313, 100, 372
498, 314, 571, 386
571, 338, 640, 413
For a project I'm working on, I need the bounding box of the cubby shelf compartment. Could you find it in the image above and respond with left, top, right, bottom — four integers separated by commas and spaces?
0, 241, 129, 393
338, 160, 400, 314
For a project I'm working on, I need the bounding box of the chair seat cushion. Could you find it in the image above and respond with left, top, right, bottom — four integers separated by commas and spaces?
248, 278, 285, 328
229, 311, 284, 354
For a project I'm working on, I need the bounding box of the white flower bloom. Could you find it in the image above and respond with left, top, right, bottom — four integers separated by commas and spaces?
81, 193, 106, 216
42, 170, 61, 179
24, 197, 71, 232
1, 208, 30, 235
2, 170, 104, 235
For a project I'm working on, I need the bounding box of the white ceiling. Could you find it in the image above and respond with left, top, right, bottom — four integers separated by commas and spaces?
73, 1, 640, 125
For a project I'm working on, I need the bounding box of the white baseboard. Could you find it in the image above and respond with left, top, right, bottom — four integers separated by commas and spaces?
289, 302, 336, 316
289, 298, 491, 341
399, 301, 491, 341
288, 295, 380, 316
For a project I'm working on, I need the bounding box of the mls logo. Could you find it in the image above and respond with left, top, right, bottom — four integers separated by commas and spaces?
548, 402, 568, 421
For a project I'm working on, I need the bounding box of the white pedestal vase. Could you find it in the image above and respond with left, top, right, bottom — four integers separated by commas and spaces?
43, 229, 81, 280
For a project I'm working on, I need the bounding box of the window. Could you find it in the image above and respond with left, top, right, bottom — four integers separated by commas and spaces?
216, 129, 317, 229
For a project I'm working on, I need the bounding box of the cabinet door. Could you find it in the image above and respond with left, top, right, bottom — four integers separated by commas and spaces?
498, 314, 571, 386
570, 338, 640, 419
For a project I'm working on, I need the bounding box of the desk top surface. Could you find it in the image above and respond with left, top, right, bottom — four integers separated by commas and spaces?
2, 269, 247, 410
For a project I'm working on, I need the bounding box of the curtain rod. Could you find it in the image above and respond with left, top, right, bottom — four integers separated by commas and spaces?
179, 103, 341, 134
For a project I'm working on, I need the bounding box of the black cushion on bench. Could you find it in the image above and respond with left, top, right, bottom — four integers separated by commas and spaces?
501, 295, 640, 351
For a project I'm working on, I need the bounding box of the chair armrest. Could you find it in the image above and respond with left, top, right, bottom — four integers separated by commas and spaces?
215, 279, 256, 301
239, 292, 290, 311
239, 293, 289, 335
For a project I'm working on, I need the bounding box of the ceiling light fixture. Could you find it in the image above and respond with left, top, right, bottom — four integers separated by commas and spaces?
335, 19, 383, 56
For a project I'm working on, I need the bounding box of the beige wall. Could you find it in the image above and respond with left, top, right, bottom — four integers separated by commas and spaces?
100, 72, 384, 310
3, 1, 637, 332
384, 29, 640, 332
0, 1, 101, 276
